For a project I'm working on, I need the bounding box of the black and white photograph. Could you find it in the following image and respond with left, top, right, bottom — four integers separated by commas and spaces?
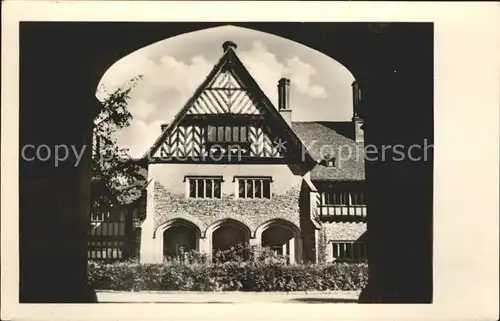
1, 2, 499, 320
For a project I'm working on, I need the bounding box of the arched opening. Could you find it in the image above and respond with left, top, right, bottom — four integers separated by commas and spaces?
262, 225, 294, 256
160, 220, 201, 261
257, 219, 301, 263
209, 220, 251, 262
212, 223, 249, 251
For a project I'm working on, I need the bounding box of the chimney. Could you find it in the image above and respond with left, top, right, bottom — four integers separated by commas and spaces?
351, 81, 364, 145
222, 40, 238, 52
161, 123, 169, 132
278, 77, 292, 126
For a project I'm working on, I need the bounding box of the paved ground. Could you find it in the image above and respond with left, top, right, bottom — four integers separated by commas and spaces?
96, 290, 361, 303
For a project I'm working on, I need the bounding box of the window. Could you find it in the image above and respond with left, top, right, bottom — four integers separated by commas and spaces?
186, 176, 222, 198
324, 191, 349, 205
331, 242, 367, 261
326, 158, 336, 167
206, 125, 250, 158
350, 191, 365, 205
321, 153, 336, 167
236, 177, 272, 199
207, 125, 249, 143
322, 191, 365, 206
91, 212, 104, 222
91, 212, 110, 222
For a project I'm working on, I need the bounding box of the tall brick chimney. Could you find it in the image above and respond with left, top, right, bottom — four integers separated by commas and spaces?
278, 77, 292, 126
351, 81, 364, 145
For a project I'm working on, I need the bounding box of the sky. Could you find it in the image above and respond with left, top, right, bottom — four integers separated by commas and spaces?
97, 25, 355, 158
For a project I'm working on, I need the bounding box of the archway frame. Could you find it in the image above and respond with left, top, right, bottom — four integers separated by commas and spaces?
153, 214, 207, 238
155, 218, 202, 258
205, 218, 252, 255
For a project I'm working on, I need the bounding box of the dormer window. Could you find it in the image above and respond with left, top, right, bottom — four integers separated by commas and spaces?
206, 125, 250, 158
321, 154, 337, 167
207, 125, 248, 143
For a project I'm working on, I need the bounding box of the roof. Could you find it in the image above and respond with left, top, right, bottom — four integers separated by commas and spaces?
292, 121, 365, 181
143, 42, 315, 164
137, 41, 363, 182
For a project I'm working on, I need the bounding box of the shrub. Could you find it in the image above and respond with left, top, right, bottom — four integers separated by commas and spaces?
88, 250, 368, 292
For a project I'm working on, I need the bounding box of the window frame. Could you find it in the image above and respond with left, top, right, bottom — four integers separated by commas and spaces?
233, 176, 273, 200
206, 124, 250, 143
330, 240, 367, 261
323, 190, 348, 206
91, 211, 110, 222
205, 124, 252, 159
321, 190, 365, 206
349, 190, 365, 206
184, 176, 224, 199
91, 212, 105, 222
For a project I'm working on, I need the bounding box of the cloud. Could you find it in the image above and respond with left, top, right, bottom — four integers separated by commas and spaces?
129, 99, 157, 120
239, 41, 328, 103
98, 53, 214, 157
285, 56, 327, 98
116, 118, 164, 158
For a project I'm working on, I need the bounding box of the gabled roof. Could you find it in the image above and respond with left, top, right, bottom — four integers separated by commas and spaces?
143, 43, 315, 164
292, 122, 365, 181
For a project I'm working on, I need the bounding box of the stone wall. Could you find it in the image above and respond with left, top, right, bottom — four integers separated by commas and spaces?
146, 163, 307, 236
152, 181, 302, 236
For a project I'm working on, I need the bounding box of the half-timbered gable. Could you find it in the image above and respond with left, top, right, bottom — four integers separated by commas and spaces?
146, 41, 314, 164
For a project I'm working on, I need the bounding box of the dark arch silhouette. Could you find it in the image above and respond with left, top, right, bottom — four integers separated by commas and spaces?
19, 22, 433, 303
96, 24, 358, 94
158, 219, 202, 260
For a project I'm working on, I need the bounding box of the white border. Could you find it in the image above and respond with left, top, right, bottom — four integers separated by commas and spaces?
2, 1, 499, 320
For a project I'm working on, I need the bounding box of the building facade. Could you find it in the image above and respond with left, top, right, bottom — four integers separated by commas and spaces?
138, 41, 366, 264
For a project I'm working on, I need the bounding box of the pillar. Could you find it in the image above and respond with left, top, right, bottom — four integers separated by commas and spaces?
249, 237, 260, 248
19, 95, 99, 303
288, 238, 295, 263
139, 178, 163, 264
357, 38, 433, 303
199, 236, 211, 259
139, 224, 162, 264
326, 242, 334, 263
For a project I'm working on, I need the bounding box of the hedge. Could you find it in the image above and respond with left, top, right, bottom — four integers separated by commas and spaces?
88, 260, 368, 292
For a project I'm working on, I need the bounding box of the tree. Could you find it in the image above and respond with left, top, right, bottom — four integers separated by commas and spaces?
91, 75, 148, 219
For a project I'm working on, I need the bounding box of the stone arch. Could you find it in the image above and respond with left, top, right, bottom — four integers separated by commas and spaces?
255, 218, 302, 263
153, 213, 207, 238
205, 218, 252, 239
253, 218, 300, 238
206, 218, 252, 255
206, 213, 256, 234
